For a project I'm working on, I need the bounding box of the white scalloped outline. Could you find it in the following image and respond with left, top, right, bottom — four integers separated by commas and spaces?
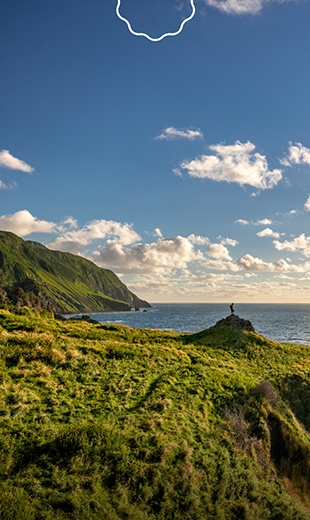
116, 0, 196, 42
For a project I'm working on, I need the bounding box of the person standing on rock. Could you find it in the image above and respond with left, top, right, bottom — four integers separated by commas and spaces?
230, 303, 235, 315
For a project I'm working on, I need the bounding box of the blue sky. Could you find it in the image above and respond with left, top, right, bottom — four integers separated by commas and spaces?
1, 0, 310, 303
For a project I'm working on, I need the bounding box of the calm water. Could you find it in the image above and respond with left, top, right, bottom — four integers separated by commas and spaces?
71, 303, 310, 345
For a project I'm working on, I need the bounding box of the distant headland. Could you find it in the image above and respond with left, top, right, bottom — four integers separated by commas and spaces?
0, 230, 150, 313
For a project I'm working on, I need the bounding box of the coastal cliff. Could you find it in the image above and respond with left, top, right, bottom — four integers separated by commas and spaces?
0, 230, 150, 313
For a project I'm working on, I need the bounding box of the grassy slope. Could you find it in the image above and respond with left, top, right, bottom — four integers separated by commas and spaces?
0, 231, 150, 312
1, 309, 310, 519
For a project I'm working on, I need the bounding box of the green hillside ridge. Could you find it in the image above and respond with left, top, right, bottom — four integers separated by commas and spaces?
1, 310, 310, 519
0, 231, 150, 313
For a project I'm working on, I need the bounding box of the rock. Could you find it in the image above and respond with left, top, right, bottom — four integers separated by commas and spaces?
54, 313, 67, 321
80, 315, 99, 324
212, 314, 255, 333
55, 314, 99, 324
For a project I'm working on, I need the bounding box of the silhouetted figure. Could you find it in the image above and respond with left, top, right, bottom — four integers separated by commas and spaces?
230, 303, 235, 315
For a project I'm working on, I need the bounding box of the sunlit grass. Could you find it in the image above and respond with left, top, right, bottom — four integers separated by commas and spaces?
1, 309, 310, 518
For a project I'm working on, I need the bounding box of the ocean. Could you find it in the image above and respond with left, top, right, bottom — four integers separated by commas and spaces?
72, 303, 310, 345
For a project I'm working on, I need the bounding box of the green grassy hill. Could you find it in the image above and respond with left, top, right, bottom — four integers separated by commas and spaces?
0, 231, 150, 313
1, 309, 310, 519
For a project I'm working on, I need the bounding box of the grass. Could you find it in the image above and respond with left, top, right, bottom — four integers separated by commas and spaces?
1, 308, 310, 518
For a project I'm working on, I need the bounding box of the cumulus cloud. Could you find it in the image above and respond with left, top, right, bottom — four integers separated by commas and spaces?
203, 259, 240, 271
156, 127, 203, 141
219, 237, 238, 246
273, 234, 310, 257
205, 0, 295, 15
48, 219, 141, 255
257, 218, 272, 225
0, 209, 205, 276
93, 236, 202, 274
180, 141, 282, 190
60, 216, 78, 229
281, 142, 310, 167
193, 272, 242, 283
0, 210, 57, 236
304, 196, 310, 211
187, 234, 210, 245
154, 228, 163, 237
207, 243, 232, 260
235, 219, 249, 225
0, 150, 34, 173
3, 208, 310, 303
236, 254, 310, 272
256, 227, 283, 239
201, 250, 310, 274
0, 210, 143, 257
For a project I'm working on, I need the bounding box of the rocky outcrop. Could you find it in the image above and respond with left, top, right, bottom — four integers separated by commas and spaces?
55, 314, 100, 324
212, 314, 255, 332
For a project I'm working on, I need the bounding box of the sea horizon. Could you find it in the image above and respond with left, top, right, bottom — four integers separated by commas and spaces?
68, 302, 310, 345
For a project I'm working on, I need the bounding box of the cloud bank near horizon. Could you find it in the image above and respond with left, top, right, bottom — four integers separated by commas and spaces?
1, 209, 310, 302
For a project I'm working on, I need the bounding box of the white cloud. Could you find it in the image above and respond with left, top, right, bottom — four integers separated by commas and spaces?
0, 150, 34, 173
257, 218, 272, 225
205, 0, 295, 15
207, 243, 232, 260
236, 254, 310, 272
156, 127, 203, 141
48, 219, 141, 255
202, 253, 310, 274
219, 237, 238, 246
93, 236, 202, 274
0, 210, 203, 276
187, 234, 210, 245
203, 259, 240, 271
281, 142, 310, 167
0, 210, 57, 236
2, 208, 310, 303
273, 234, 310, 257
180, 141, 282, 190
60, 216, 78, 229
205, 0, 264, 14
192, 272, 242, 283
154, 228, 163, 238
236, 217, 273, 225
276, 209, 300, 217
235, 219, 249, 225
304, 196, 310, 211
256, 227, 282, 239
